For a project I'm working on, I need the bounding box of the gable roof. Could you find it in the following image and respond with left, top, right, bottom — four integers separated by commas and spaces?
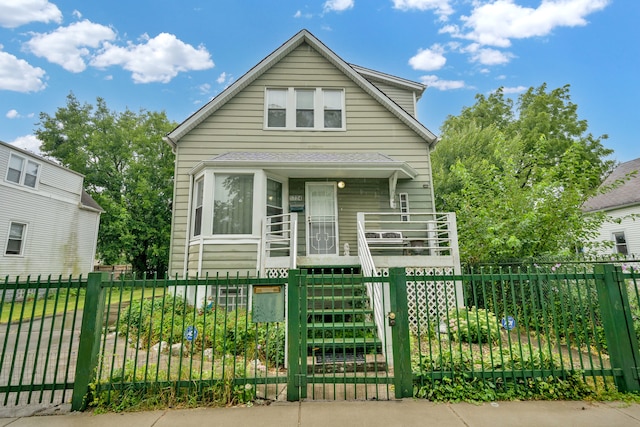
164, 29, 437, 148
582, 157, 640, 212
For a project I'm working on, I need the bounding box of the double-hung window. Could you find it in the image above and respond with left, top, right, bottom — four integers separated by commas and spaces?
265, 88, 344, 130
5, 222, 26, 255
6, 153, 40, 188
613, 231, 628, 255
192, 178, 204, 237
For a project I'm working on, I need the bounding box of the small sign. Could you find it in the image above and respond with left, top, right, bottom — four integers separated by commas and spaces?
184, 325, 198, 342
254, 285, 282, 294
501, 316, 516, 331
289, 195, 303, 202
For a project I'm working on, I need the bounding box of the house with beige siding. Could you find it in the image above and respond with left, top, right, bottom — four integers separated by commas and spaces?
0, 140, 102, 280
164, 30, 460, 284
583, 157, 640, 258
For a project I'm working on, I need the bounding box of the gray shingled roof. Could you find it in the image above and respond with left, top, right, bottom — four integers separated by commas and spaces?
211, 152, 398, 163
80, 189, 104, 212
583, 158, 640, 212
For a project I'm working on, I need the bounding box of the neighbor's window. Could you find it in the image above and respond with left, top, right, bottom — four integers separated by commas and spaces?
213, 174, 254, 234
5, 222, 26, 255
192, 178, 204, 237
6, 153, 40, 188
265, 88, 345, 130
613, 231, 628, 255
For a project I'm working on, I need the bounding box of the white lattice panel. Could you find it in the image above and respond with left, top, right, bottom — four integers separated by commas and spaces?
406, 267, 459, 334
265, 268, 289, 278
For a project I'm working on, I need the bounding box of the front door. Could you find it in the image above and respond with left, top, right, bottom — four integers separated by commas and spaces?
306, 182, 338, 255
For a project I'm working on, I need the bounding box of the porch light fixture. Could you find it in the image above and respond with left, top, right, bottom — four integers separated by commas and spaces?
337, 180, 346, 189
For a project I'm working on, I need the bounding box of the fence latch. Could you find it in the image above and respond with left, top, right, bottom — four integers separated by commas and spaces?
387, 312, 396, 327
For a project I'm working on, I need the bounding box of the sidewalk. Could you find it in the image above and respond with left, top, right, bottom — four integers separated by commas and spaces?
2, 400, 640, 427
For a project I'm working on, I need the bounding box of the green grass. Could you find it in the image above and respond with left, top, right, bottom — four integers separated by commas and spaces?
0, 288, 149, 324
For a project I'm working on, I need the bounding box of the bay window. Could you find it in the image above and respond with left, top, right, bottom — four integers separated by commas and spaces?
212, 174, 254, 235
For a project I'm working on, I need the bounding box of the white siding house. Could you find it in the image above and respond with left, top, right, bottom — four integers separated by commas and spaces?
583, 158, 640, 257
0, 140, 103, 279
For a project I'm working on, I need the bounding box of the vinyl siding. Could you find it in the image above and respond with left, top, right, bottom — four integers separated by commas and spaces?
590, 205, 640, 256
187, 243, 258, 277
363, 79, 416, 116
169, 42, 435, 274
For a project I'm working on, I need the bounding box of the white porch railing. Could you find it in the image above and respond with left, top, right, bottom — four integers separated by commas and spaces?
260, 213, 298, 277
357, 211, 460, 262
357, 220, 392, 360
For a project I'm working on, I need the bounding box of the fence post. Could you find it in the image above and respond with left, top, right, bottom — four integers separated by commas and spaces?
595, 264, 640, 392
389, 267, 413, 398
71, 272, 106, 411
287, 269, 302, 401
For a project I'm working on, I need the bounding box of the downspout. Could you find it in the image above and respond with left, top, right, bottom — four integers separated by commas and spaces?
183, 175, 194, 278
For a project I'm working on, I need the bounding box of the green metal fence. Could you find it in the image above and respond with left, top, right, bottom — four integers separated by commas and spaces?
0, 275, 85, 407
2, 262, 640, 410
401, 263, 640, 398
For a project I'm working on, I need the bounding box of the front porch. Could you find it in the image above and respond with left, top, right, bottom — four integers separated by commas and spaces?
261, 211, 461, 277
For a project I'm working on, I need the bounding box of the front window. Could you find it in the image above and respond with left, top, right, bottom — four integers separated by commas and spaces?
296, 89, 314, 128
6, 222, 26, 255
6, 153, 40, 188
265, 88, 345, 130
267, 89, 287, 127
323, 89, 343, 128
192, 178, 204, 237
613, 231, 628, 255
213, 174, 254, 234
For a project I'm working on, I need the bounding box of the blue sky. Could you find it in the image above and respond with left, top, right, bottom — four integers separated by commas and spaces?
1, 0, 638, 163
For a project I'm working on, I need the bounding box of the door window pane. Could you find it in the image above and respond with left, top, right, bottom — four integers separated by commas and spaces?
213, 174, 254, 234
267, 179, 283, 233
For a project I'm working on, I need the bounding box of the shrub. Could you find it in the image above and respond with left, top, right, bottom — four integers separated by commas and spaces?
447, 307, 500, 344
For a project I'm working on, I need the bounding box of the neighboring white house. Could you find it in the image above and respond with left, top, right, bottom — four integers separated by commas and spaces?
583, 157, 640, 257
0, 140, 103, 279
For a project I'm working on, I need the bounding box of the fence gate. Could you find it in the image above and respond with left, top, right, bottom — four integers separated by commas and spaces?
286, 269, 413, 401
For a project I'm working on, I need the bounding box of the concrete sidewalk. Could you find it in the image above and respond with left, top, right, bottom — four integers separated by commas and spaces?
2, 400, 640, 427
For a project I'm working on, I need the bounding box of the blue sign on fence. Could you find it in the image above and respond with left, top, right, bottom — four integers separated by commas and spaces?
184, 325, 198, 342
501, 316, 516, 331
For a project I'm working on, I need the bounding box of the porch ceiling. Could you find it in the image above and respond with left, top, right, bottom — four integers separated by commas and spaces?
192, 152, 418, 179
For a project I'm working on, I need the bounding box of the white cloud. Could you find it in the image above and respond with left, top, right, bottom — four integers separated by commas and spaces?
501, 85, 528, 94
73, 10, 82, 19
25, 20, 117, 73
6, 109, 19, 119
216, 72, 227, 84
199, 83, 211, 94
294, 10, 302, 18
0, 49, 46, 92
0, 0, 62, 28
324, 0, 354, 13
392, 0, 454, 20
10, 135, 42, 155
91, 33, 214, 84
419, 75, 465, 90
460, 0, 610, 47
408, 44, 447, 71
464, 44, 514, 65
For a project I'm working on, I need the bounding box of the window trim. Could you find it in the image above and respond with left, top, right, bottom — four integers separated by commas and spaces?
612, 231, 628, 255
6, 153, 40, 189
264, 87, 345, 131
5, 221, 27, 256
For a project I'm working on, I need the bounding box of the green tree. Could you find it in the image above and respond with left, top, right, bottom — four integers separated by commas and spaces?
35, 93, 175, 274
432, 84, 614, 264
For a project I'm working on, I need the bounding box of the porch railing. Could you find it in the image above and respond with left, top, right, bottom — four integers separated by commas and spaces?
260, 213, 298, 276
357, 212, 459, 260
357, 220, 391, 359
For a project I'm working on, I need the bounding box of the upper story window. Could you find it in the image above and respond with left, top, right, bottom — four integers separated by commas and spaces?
5, 222, 26, 256
6, 153, 40, 188
265, 88, 345, 131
